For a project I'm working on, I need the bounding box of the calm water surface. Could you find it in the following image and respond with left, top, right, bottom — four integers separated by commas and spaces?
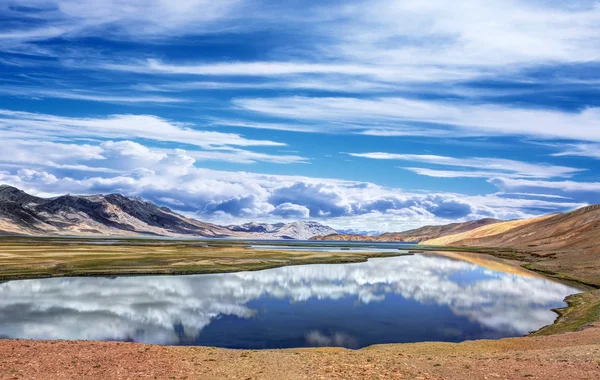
0, 254, 578, 348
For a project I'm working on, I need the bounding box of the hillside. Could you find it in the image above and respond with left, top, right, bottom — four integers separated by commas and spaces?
422, 205, 600, 286
0, 185, 336, 239
311, 218, 501, 242
422, 214, 555, 246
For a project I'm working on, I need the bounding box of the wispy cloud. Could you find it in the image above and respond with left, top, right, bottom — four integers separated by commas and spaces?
234, 96, 600, 141
0, 87, 184, 104
491, 177, 600, 193
550, 143, 600, 159
0, 0, 246, 48
349, 153, 583, 179
0, 110, 283, 148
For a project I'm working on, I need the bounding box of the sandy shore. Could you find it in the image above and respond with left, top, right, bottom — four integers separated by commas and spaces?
1, 324, 600, 379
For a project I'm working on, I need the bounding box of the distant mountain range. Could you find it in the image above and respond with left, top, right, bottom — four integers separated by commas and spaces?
228, 221, 337, 240
311, 218, 501, 242
0, 185, 336, 240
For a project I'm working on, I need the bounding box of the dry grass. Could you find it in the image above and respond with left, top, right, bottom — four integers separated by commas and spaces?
0, 238, 409, 281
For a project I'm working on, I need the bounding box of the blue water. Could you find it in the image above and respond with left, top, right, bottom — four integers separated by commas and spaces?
0, 254, 579, 348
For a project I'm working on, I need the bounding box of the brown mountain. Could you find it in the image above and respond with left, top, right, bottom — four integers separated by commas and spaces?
0, 185, 338, 239
310, 218, 501, 242
0, 185, 234, 237
422, 205, 600, 286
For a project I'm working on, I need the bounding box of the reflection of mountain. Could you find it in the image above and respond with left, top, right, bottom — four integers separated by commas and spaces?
0, 255, 576, 347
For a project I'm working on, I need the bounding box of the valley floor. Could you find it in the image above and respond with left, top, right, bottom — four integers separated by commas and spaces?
1, 237, 599, 379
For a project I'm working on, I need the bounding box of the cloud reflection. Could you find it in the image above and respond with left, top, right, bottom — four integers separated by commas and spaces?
0, 255, 578, 345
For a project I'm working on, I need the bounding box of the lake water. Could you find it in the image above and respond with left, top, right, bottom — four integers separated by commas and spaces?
0, 254, 579, 349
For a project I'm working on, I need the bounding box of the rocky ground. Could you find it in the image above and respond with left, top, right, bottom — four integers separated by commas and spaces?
1, 324, 600, 379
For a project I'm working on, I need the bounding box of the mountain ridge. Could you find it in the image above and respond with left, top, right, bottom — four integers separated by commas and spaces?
310, 218, 501, 243
0, 185, 336, 240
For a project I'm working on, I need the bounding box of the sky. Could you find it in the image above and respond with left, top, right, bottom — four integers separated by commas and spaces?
1, 0, 600, 232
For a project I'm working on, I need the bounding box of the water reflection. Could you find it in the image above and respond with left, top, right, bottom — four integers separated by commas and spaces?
0, 254, 578, 348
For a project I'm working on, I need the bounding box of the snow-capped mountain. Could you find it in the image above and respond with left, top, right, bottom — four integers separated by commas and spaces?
273, 221, 338, 240
228, 221, 338, 240
227, 222, 286, 234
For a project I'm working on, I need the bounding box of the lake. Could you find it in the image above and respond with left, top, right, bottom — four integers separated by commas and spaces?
0, 253, 579, 349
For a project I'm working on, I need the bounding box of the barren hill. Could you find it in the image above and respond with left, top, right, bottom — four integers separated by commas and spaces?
422, 214, 554, 246
311, 218, 501, 242
422, 205, 600, 286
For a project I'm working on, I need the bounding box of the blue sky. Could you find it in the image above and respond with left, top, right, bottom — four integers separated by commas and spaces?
1, 0, 600, 232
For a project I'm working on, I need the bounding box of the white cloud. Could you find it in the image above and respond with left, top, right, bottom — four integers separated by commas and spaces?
324, 1, 600, 67
0, 86, 184, 104
0, 0, 245, 49
349, 153, 583, 179
101, 58, 485, 84
491, 177, 600, 193
134, 78, 400, 94
88, 0, 600, 85
234, 96, 600, 142
272, 202, 310, 218
403, 168, 519, 179
551, 143, 600, 159
0, 109, 284, 148
186, 149, 309, 165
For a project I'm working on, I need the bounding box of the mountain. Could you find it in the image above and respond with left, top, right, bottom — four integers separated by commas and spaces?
0, 185, 336, 239
273, 221, 337, 240
0, 185, 233, 237
228, 222, 286, 233
311, 218, 501, 243
228, 221, 337, 240
421, 205, 600, 286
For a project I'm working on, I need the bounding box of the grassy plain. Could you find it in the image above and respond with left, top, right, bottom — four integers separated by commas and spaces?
0, 236, 411, 281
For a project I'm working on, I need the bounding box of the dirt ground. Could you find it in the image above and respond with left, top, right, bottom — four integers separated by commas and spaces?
1, 324, 599, 380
